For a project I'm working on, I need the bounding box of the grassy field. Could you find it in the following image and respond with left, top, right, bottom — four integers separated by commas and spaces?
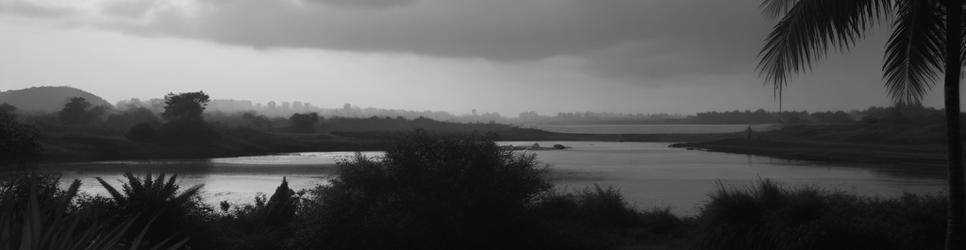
672, 123, 956, 168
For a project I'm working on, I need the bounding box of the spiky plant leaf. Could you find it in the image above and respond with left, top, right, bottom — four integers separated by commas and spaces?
758, 0, 892, 103
883, 0, 945, 104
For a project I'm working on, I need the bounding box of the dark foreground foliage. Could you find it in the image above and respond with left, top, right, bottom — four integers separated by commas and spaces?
693, 180, 946, 250
0, 174, 187, 249
0, 132, 948, 249
295, 131, 553, 249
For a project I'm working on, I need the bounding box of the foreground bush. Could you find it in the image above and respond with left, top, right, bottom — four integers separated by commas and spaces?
96, 172, 212, 247
533, 186, 686, 249
693, 180, 946, 250
210, 177, 301, 249
0, 173, 186, 249
295, 131, 552, 249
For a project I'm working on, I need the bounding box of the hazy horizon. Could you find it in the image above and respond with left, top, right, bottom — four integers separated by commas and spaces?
0, 0, 955, 115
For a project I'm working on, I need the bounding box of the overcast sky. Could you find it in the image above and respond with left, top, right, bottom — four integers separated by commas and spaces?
0, 0, 949, 115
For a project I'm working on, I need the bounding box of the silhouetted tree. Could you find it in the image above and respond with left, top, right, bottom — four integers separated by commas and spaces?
289, 112, 319, 133
162, 92, 209, 124
158, 92, 215, 143
758, 0, 964, 247
57, 97, 106, 125
0, 103, 41, 166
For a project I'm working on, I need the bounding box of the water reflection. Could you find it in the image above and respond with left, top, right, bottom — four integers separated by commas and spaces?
22, 142, 946, 216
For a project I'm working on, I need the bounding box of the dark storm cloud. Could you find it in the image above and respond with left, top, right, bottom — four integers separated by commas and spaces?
164, 0, 771, 80
2, 0, 778, 82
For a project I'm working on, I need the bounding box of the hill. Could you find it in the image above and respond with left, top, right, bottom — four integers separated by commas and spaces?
0, 86, 113, 113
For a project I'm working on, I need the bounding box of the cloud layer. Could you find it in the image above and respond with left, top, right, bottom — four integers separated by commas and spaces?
1, 0, 774, 83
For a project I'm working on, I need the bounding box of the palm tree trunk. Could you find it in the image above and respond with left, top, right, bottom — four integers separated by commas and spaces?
944, 0, 965, 249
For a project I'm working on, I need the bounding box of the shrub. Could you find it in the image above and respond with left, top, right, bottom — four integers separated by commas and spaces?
211, 177, 301, 249
96, 172, 210, 246
693, 180, 946, 250
295, 131, 551, 249
533, 186, 685, 249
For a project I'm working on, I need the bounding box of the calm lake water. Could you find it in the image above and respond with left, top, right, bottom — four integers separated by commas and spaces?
530, 123, 779, 134
32, 141, 944, 216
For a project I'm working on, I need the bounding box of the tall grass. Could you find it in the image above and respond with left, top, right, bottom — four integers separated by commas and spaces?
693, 180, 946, 250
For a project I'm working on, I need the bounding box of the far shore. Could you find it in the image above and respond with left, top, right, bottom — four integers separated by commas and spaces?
671, 124, 955, 171
35, 128, 737, 163
32, 123, 956, 173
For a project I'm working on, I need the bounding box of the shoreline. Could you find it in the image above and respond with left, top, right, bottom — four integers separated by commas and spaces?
671, 138, 948, 170
34, 129, 736, 163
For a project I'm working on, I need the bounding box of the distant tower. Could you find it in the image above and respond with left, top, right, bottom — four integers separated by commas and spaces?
472, 109, 478, 116
344, 103, 352, 110
267, 101, 277, 110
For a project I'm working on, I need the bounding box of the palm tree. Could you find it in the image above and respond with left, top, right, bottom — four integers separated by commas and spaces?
758, 0, 963, 248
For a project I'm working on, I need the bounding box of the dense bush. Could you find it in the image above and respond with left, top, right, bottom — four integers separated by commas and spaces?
692, 180, 946, 250
295, 131, 552, 249
533, 186, 686, 249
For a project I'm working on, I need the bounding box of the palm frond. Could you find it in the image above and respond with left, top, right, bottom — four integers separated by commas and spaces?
123, 172, 144, 197
95, 177, 125, 203
172, 184, 204, 207
758, 0, 893, 104
761, 0, 801, 19
883, 0, 945, 104
143, 173, 154, 192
